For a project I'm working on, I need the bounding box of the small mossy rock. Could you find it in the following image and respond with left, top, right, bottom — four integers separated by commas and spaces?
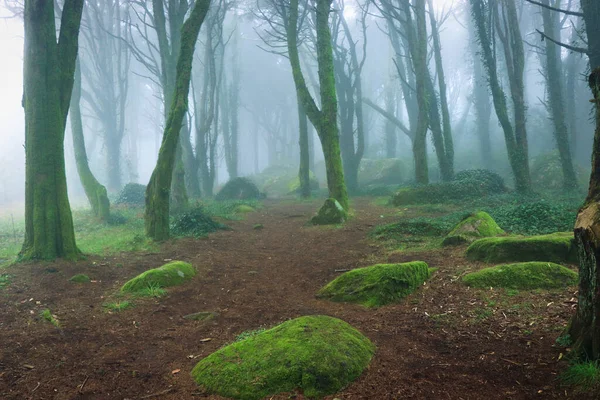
317, 262, 430, 307
184, 311, 219, 322
311, 198, 347, 225
463, 262, 578, 290
69, 274, 91, 283
442, 211, 504, 246
191, 315, 375, 399
234, 204, 255, 214
358, 158, 406, 186
465, 232, 577, 264
115, 183, 146, 206
216, 178, 261, 201
121, 261, 195, 293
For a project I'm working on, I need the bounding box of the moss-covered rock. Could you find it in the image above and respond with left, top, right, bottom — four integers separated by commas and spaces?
69, 274, 91, 283
234, 204, 255, 214
465, 232, 577, 264
317, 262, 431, 307
463, 262, 578, 289
115, 183, 146, 206
215, 178, 262, 201
358, 158, 406, 186
191, 315, 375, 399
121, 261, 195, 293
311, 198, 347, 225
442, 211, 504, 246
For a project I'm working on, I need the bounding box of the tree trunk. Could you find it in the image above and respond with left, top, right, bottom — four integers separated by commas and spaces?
541, 0, 578, 189
298, 98, 311, 198
384, 87, 397, 158
145, 0, 211, 241
21, 0, 84, 261
71, 60, 110, 221
413, 0, 430, 185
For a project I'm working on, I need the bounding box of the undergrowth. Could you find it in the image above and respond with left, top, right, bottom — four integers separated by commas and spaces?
562, 361, 600, 392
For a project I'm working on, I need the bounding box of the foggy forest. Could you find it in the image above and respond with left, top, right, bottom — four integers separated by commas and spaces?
1, 0, 600, 398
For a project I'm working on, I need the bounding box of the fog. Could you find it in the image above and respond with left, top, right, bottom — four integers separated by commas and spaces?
0, 0, 593, 208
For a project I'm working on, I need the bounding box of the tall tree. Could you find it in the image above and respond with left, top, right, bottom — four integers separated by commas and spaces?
145, 0, 211, 240
288, 0, 349, 210
21, 0, 84, 260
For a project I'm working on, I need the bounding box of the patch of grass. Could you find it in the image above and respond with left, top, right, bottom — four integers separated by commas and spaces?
191, 315, 375, 399
103, 300, 133, 312
473, 307, 493, 322
235, 328, 267, 342
199, 199, 261, 220
556, 334, 573, 348
463, 262, 578, 290
40, 309, 60, 327
317, 262, 431, 307
135, 282, 167, 298
562, 361, 600, 392
0, 273, 11, 289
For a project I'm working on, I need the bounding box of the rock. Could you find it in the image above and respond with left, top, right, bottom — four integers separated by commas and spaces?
465, 232, 577, 264
69, 274, 91, 283
215, 178, 262, 201
121, 261, 195, 293
191, 315, 375, 399
317, 262, 431, 307
442, 211, 504, 246
463, 262, 578, 289
311, 198, 347, 225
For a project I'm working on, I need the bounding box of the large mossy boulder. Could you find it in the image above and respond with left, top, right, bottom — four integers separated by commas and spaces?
463, 262, 578, 289
392, 169, 506, 206
215, 178, 262, 201
191, 315, 375, 399
465, 232, 577, 264
115, 183, 146, 206
358, 158, 406, 186
311, 198, 347, 225
317, 262, 430, 307
121, 261, 195, 293
442, 211, 504, 246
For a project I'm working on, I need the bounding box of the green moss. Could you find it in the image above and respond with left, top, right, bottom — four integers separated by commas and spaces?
317, 262, 430, 307
442, 211, 504, 246
311, 198, 347, 225
465, 232, 576, 263
40, 309, 60, 327
191, 315, 375, 399
69, 273, 90, 283
234, 204, 255, 214
120, 261, 195, 293
463, 262, 577, 289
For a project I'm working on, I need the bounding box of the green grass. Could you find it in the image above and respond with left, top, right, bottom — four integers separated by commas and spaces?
103, 300, 133, 312
235, 328, 267, 342
562, 361, 600, 391
0, 273, 11, 289
40, 309, 60, 327
135, 282, 167, 298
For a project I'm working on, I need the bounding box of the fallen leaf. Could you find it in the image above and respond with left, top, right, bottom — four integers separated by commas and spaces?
23, 364, 34, 370
200, 338, 212, 343
171, 369, 181, 374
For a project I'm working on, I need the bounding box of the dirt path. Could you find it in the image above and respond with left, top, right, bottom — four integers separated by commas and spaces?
0, 199, 590, 399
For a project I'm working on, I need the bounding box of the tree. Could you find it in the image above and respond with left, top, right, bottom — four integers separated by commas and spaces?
288, 0, 349, 210
20, 0, 84, 260
469, 0, 531, 193
144, 0, 211, 241
70, 60, 111, 221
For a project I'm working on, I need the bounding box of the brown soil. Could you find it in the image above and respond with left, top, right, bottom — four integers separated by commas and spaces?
0, 198, 593, 399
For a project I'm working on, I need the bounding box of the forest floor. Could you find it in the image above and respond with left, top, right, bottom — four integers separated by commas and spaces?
0, 197, 593, 400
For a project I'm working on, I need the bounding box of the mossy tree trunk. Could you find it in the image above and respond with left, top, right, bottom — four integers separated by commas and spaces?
570, 68, 600, 360
21, 0, 84, 261
469, 0, 531, 193
298, 98, 311, 198
71, 60, 110, 221
287, 0, 349, 210
144, 0, 211, 241
540, 0, 578, 190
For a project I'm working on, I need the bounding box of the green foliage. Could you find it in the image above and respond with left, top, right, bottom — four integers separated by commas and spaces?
530, 152, 588, 192
317, 262, 431, 307
115, 183, 146, 206
121, 261, 195, 293
215, 177, 262, 201
311, 198, 347, 225
135, 282, 167, 298
103, 300, 133, 312
69, 274, 90, 283
462, 262, 578, 289
170, 206, 229, 238
562, 361, 600, 392
556, 334, 573, 348
454, 169, 507, 193
0, 274, 11, 289
442, 211, 504, 246
191, 315, 375, 399
466, 233, 577, 264
40, 309, 60, 327
235, 328, 267, 342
